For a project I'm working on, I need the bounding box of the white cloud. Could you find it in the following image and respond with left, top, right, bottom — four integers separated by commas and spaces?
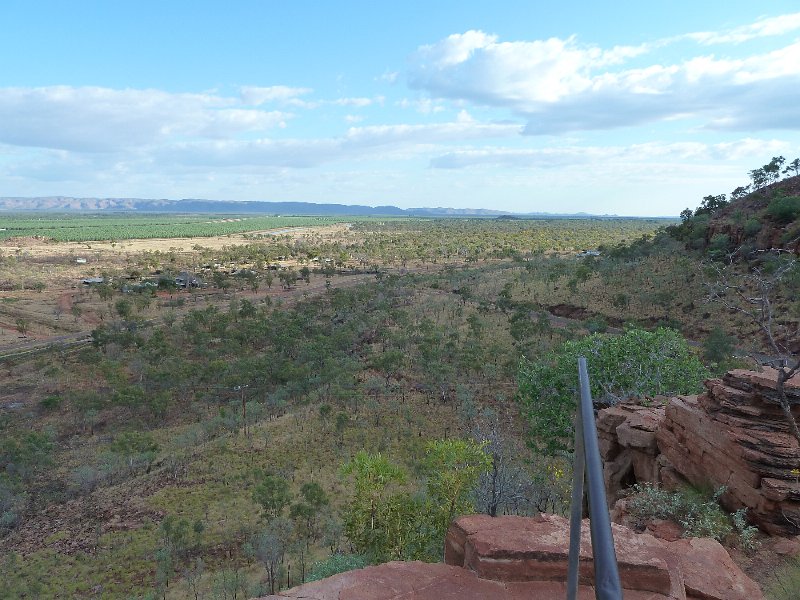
156, 118, 523, 169
0, 86, 290, 152
429, 138, 792, 169
686, 12, 800, 45
240, 85, 313, 105
409, 17, 800, 134
396, 97, 446, 114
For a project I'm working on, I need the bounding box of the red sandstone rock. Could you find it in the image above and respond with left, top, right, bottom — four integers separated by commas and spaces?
599, 370, 800, 536
255, 515, 761, 600
772, 536, 800, 557
646, 520, 683, 542
259, 561, 674, 599
669, 537, 763, 600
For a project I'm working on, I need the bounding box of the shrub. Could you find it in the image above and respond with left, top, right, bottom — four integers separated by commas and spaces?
766, 196, 800, 225
307, 553, 369, 582
39, 395, 62, 411
626, 484, 762, 546
518, 328, 709, 455
743, 217, 762, 238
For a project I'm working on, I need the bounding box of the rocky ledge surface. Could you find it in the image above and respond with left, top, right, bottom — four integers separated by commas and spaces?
254, 513, 761, 600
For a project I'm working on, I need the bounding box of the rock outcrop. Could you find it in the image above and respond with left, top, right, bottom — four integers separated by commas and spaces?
254, 514, 762, 600
598, 368, 800, 536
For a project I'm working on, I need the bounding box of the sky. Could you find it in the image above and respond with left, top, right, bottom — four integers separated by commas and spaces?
1, 1, 799, 216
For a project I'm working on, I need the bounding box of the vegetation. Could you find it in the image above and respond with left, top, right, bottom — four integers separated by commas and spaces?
518, 328, 709, 455
0, 205, 792, 597
626, 483, 759, 551
0, 214, 345, 242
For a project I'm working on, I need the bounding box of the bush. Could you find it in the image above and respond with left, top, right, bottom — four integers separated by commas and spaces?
583, 316, 608, 334
766, 196, 800, 225
39, 395, 62, 411
307, 553, 369, 582
626, 483, 760, 548
743, 217, 762, 238
518, 328, 709, 455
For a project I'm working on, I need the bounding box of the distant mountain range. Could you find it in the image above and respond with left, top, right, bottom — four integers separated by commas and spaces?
0, 196, 660, 218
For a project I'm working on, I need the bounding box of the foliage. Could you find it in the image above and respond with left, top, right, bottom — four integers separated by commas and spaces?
340, 440, 490, 563
766, 196, 800, 225
703, 326, 735, 366
306, 553, 369, 582
0, 214, 342, 242
626, 483, 732, 540
423, 439, 491, 534
253, 475, 292, 519
626, 483, 760, 551
518, 328, 709, 455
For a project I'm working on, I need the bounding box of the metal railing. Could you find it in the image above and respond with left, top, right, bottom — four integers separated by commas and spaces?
566, 357, 623, 600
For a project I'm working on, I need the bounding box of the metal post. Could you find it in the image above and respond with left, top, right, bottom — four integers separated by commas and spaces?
566, 390, 586, 600
578, 357, 622, 599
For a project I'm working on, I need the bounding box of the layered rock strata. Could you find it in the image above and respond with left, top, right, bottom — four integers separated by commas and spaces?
598, 368, 800, 536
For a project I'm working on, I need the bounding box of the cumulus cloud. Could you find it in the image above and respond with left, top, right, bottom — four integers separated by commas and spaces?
0, 86, 290, 152
409, 16, 800, 134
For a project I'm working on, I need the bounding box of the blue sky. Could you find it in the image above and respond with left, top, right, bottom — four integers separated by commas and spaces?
1, 1, 799, 215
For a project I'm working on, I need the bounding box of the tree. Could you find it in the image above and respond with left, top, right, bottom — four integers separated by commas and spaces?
731, 185, 751, 201
705, 251, 800, 443
471, 415, 540, 517
764, 156, 786, 184
340, 451, 406, 560
249, 517, 294, 594
108, 431, 158, 475
518, 328, 709, 455
14, 318, 29, 337
423, 439, 490, 542
749, 167, 768, 190
703, 326, 735, 366
783, 157, 800, 178
253, 475, 292, 519
115, 298, 133, 321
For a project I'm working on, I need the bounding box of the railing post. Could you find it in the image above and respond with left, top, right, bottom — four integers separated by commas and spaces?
566, 382, 586, 600
567, 357, 623, 600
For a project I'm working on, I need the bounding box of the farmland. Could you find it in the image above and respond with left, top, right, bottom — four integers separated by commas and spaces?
0, 214, 348, 242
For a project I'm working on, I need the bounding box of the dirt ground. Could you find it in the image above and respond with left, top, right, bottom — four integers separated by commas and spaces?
0, 224, 352, 349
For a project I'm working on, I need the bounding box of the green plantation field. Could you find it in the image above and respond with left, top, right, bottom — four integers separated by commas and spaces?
0, 212, 673, 250
0, 214, 348, 242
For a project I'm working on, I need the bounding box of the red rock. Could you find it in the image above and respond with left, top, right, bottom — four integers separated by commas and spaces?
772, 536, 800, 557
448, 514, 688, 598
669, 537, 764, 600
617, 422, 658, 452
761, 477, 800, 502
262, 561, 675, 600
646, 520, 683, 542
597, 369, 800, 536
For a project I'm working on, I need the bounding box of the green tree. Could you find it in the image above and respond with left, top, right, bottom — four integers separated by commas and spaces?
518, 328, 709, 455
340, 451, 406, 560
703, 327, 735, 366
423, 439, 491, 546
108, 431, 158, 475
115, 298, 133, 320
253, 475, 292, 519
